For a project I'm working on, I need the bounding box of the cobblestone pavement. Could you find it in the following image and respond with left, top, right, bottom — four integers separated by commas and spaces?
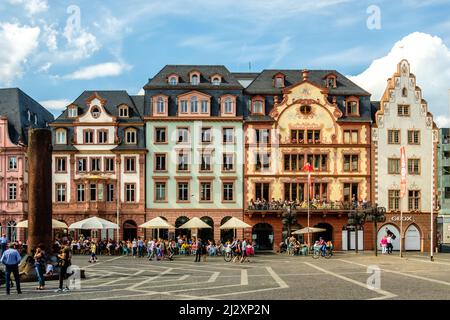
2, 252, 450, 300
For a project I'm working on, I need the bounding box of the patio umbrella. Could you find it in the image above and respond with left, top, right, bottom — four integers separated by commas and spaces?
291, 227, 326, 235
68, 217, 119, 230
139, 217, 174, 239
219, 217, 251, 238
16, 219, 68, 229
178, 217, 211, 229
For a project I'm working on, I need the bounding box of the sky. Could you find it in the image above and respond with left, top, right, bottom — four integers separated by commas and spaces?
1, 0, 450, 125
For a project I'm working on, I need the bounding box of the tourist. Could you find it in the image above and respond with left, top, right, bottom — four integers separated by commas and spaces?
195, 238, 203, 262
34, 244, 46, 290
380, 236, 388, 254
89, 241, 97, 263
147, 238, 155, 261
386, 234, 393, 254
232, 239, 241, 263
240, 238, 248, 263
132, 238, 138, 258
137, 237, 144, 258
0, 234, 8, 256
56, 244, 72, 293
1, 243, 22, 295
318, 237, 327, 256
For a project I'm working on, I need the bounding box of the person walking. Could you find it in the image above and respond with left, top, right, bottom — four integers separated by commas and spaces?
137, 237, 144, 258
33, 244, 46, 290
89, 241, 97, 263
55, 244, 72, 293
1, 243, 22, 295
240, 238, 248, 263
195, 238, 203, 262
386, 234, 393, 254
0, 234, 7, 256
147, 238, 155, 261
132, 238, 137, 258
380, 235, 388, 254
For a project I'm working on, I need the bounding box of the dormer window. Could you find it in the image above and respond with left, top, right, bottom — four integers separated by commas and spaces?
119, 105, 129, 118
252, 97, 264, 114
91, 106, 101, 118
212, 77, 221, 85
152, 95, 168, 116
157, 97, 165, 113
177, 91, 211, 116
190, 96, 198, 113
220, 95, 236, 116
224, 98, 233, 113
325, 74, 337, 88
273, 73, 285, 88
168, 75, 178, 85
68, 106, 78, 118
345, 97, 359, 116
34, 114, 38, 125
191, 74, 199, 85
55, 128, 67, 145
125, 128, 137, 144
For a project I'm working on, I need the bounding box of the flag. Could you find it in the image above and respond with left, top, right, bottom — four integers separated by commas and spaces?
400, 146, 407, 198
303, 162, 314, 199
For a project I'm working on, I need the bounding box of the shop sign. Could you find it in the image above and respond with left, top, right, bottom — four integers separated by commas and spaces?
390, 216, 414, 222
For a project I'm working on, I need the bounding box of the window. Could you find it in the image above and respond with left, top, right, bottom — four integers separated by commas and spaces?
155, 182, 166, 201
125, 184, 136, 202
200, 182, 212, 201
106, 184, 114, 202
343, 154, 358, 172
407, 159, 420, 175
8, 184, 17, 200
177, 182, 189, 201
105, 158, 115, 172
346, 101, 358, 115
223, 182, 234, 201
119, 105, 129, 117
224, 98, 233, 114
125, 157, 136, 172
307, 130, 321, 144
284, 183, 305, 202
77, 158, 87, 172
408, 130, 420, 144
444, 166, 450, 175
155, 128, 166, 143
200, 153, 211, 171
201, 100, 208, 113
168, 76, 178, 85
191, 74, 199, 85
445, 187, 450, 199
402, 87, 408, 97
68, 107, 78, 118
388, 158, 400, 174
252, 99, 263, 114
388, 190, 400, 210
398, 105, 410, 116
223, 128, 234, 143
223, 153, 234, 171
274, 77, 284, 88
77, 184, 85, 202
177, 151, 189, 171
300, 105, 311, 115
201, 128, 212, 143
8, 157, 17, 170
408, 190, 420, 211
155, 154, 166, 171
56, 157, 67, 173
125, 129, 137, 144
180, 100, 188, 113
343, 183, 358, 203
156, 97, 165, 114
90, 158, 101, 172
56, 184, 66, 202
84, 130, 94, 144
256, 129, 270, 145
284, 154, 305, 171
343, 130, 358, 144
291, 130, 320, 144
291, 130, 305, 144
388, 130, 400, 144
90, 184, 97, 201
98, 130, 108, 144
177, 127, 189, 143
91, 106, 101, 118
256, 153, 270, 171
56, 129, 67, 144
326, 77, 335, 88
190, 97, 198, 113
306, 154, 328, 172
212, 77, 221, 85
254, 183, 270, 201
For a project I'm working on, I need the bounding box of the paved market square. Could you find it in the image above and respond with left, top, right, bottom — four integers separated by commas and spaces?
2, 252, 450, 300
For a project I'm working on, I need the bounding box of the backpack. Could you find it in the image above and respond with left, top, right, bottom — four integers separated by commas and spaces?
391, 234, 396, 240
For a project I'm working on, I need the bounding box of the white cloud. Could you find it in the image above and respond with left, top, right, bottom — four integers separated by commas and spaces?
0, 22, 40, 85
63, 23, 100, 60
8, 0, 48, 17
39, 99, 71, 115
137, 89, 145, 96
63, 62, 132, 80
350, 32, 450, 127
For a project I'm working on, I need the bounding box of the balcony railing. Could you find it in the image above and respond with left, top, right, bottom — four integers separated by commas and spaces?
246, 200, 373, 212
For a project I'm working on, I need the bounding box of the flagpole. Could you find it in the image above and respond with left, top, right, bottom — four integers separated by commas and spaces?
307, 173, 310, 249
431, 130, 434, 261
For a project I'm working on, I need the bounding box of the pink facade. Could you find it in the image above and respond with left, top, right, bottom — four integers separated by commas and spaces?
0, 116, 27, 241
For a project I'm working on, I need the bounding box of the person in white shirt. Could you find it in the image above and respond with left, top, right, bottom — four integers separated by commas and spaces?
147, 239, 155, 261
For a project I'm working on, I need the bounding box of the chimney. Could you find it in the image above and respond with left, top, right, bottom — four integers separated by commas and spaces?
302, 69, 309, 81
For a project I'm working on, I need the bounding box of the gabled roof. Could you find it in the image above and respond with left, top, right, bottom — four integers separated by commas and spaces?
144, 65, 243, 89
245, 69, 370, 96
0, 88, 54, 145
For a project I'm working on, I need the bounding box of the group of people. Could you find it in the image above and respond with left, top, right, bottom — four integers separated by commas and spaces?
281, 236, 333, 256
380, 228, 396, 254
248, 197, 370, 211
228, 238, 255, 263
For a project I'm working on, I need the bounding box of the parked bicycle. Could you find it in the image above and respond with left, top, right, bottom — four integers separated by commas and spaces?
312, 246, 332, 259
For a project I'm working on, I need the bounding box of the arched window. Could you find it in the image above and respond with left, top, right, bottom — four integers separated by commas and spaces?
168, 76, 178, 85
55, 128, 67, 145
212, 77, 221, 85
7, 221, 16, 242
224, 98, 233, 114
91, 106, 101, 118
252, 99, 263, 114
190, 96, 198, 113
402, 87, 408, 97
125, 128, 137, 144
274, 76, 284, 88
191, 74, 199, 85
157, 97, 165, 114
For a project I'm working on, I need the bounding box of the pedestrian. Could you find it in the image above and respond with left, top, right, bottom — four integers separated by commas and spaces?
240, 238, 248, 263
147, 238, 155, 261
132, 238, 137, 258
1, 243, 22, 295
380, 235, 388, 254
55, 244, 72, 293
33, 244, 46, 290
89, 241, 97, 263
386, 234, 393, 254
232, 240, 241, 263
0, 234, 7, 256
195, 238, 203, 262
137, 237, 144, 258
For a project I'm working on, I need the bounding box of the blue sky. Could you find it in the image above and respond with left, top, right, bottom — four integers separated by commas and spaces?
1, 0, 450, 121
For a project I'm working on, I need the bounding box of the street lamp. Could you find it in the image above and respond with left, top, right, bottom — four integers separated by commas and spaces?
365, 205, 386, 256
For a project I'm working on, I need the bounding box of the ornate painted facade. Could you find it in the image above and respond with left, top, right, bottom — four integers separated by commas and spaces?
50, 91, 146, 241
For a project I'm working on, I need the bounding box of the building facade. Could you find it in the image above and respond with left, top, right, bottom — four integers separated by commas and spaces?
0, 88, 54, 241
437, 128, 450, 250
242, 69, 374, 251
144, 66, 245, 241
372, 60, 438, 252
51, 91, 146, 241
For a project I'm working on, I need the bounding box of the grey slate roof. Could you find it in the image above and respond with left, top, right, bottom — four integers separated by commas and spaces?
245, 69, 370, 96
144, 65, 243, 89
0, 88, 54, 145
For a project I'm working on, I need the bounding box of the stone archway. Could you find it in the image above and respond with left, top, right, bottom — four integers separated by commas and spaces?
252, 223, 274, 250
198, 216, 214, 242
123, 220, 137, 241
220, 216, 234, 243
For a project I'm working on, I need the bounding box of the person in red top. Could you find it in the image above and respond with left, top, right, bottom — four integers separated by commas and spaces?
318, 237, 327, 257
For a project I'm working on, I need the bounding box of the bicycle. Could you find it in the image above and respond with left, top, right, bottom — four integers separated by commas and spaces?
312, 246, 332, 259
223, 246, 233, 262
